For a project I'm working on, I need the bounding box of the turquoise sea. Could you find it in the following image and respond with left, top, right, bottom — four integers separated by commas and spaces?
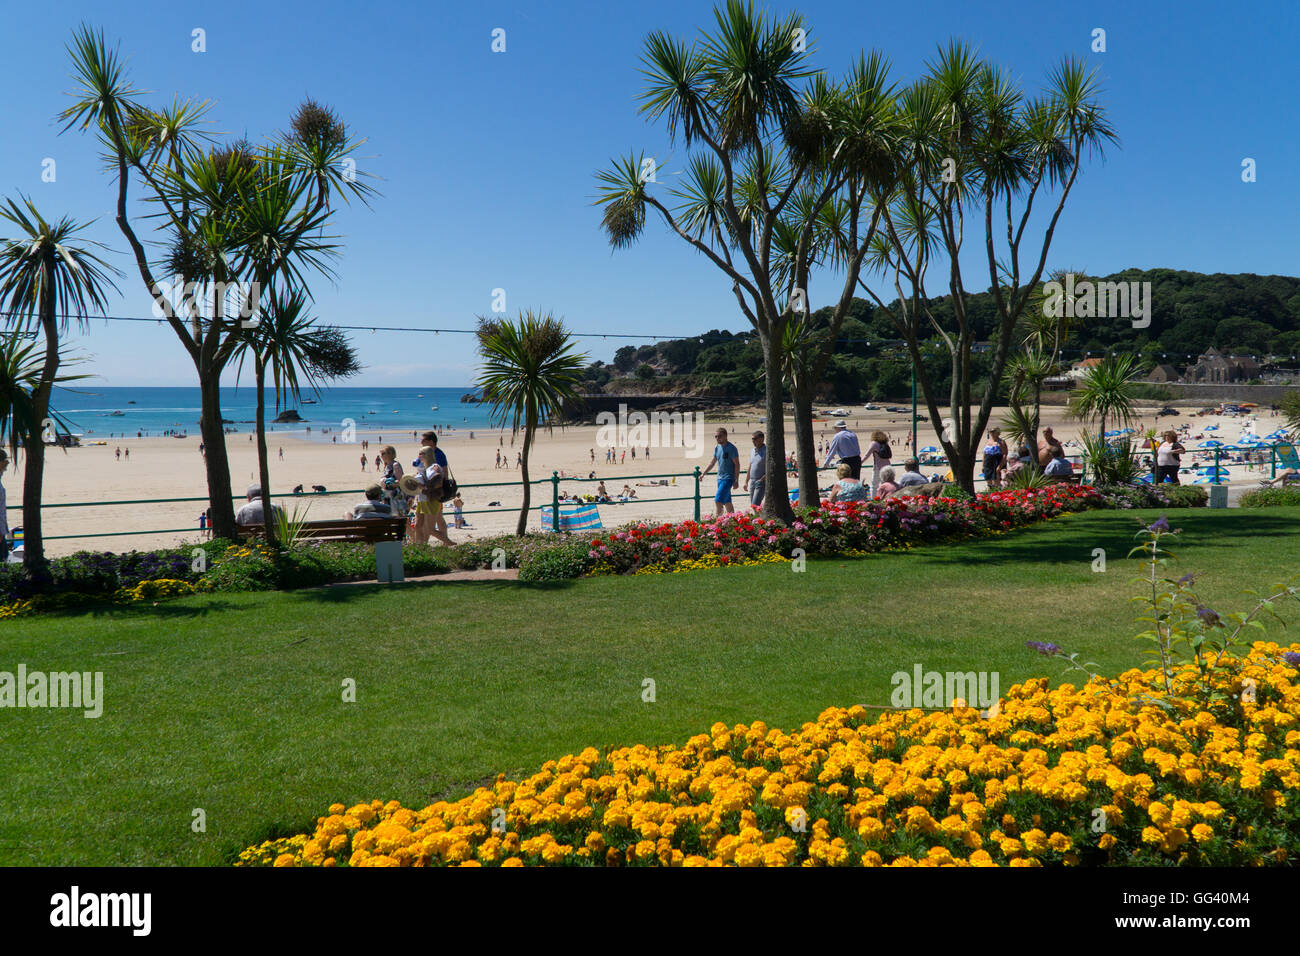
52, 387, 486, 441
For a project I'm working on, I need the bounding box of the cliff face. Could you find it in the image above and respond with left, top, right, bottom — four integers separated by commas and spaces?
273, 409, 305, 423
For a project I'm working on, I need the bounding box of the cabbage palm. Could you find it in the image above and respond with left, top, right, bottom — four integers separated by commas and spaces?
594, 1, 898, 520
0, 195, 118, 572
60, 25, 374, 540
1070, 353, 1142, 442
233, 288, 360, 546
474, 312, 587, 535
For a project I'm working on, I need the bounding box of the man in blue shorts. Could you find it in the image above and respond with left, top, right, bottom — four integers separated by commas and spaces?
700, 426, 740, 515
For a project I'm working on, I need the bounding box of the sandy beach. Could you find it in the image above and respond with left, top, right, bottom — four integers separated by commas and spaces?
5, 402, 1290, 557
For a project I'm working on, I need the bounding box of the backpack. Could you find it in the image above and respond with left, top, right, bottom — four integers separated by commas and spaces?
877, 441, 892, 460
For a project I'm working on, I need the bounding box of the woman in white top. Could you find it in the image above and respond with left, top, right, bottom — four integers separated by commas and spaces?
865, 430, 892, 495
1155, 430, 1185, 485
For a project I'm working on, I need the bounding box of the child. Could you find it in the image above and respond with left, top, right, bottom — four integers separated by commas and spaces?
453, 493, 468, 528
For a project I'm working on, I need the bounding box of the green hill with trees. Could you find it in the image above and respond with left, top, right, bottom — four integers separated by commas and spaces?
577, 269, 1300, 403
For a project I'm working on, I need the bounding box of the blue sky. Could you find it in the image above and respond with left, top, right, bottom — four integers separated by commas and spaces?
1, 0, 1296, 386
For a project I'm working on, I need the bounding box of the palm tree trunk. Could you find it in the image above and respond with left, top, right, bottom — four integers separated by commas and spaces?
198, 362, 237, 539
23, 282, 59, 576
255, 357, 277, 547
791, 384, 818, 507
760, 330, 793, 522
517, 409, 534, 536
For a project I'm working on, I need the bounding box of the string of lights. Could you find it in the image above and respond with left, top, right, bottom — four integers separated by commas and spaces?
5, 313, 1297, 363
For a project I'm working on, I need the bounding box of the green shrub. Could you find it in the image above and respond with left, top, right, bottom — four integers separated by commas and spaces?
1239, 487, 1300, 508
517, 540, 591, 582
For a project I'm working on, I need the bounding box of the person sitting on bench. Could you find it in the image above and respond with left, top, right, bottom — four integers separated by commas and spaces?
235, 483, 283, 526
1044, 447, 1074, 478
345, 483, 393, 520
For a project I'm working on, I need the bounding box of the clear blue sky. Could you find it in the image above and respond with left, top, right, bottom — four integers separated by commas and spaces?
2, 0, 1296, 386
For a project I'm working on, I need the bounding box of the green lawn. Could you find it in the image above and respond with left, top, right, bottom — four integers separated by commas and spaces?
4, 507, 1299, 866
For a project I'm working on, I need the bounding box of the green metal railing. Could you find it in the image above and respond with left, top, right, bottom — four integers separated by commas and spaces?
6, 440, 1290, 545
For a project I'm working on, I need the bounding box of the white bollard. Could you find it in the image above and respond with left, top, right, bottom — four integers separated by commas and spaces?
375, 541, 405, 583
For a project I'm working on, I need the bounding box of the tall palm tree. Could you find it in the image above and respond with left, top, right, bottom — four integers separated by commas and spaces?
233, 288, 360, 545
1070, 353, 1142, 443
0, 195, 118, 572
474, 311, 587, 536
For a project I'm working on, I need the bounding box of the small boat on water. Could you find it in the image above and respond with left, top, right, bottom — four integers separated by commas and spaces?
431, 405, 439, 411
109, 410, 125, 417
303, 398, 317, 404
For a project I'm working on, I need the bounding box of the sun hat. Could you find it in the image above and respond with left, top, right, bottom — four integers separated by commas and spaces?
834, 420, 847, 429
399, 474, 423, 496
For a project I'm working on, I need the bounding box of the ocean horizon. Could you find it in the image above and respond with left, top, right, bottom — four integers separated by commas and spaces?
50, 386, 486, 440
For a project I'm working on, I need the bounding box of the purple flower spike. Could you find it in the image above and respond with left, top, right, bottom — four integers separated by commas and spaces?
1026, 640, 1062, 657
1148, 515, 1170, 533
1281, 652, 1300, 668
1196, 606, 1222, 628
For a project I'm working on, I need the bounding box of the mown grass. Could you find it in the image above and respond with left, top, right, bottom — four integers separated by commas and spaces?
3, 507, 1299, 865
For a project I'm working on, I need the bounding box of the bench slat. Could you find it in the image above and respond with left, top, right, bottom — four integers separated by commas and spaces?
239, 517, 407, 543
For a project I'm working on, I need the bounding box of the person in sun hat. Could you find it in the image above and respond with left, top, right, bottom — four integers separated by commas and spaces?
821, 420, 862, 480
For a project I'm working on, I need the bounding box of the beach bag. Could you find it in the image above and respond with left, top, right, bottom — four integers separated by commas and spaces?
877, 441, 892, 460
439, 467, 458, 503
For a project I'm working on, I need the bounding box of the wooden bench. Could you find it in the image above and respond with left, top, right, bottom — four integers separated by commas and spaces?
239, 516, 407, 544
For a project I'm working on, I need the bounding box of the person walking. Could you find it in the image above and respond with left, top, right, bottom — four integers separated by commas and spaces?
278, 446, 284, 461
743, 430, 766, 510
982, 428, 1007, 489
864, 430, 892, 494
821, 420, 863, 480
360, 453, 367, 472
1156, 430, 1186, 484
700, 427, 740, 515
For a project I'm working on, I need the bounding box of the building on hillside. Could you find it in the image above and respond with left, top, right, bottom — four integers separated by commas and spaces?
1182, 348, 1260, 384
1065, 357, 1103, 381
1146, 364, 1181, 383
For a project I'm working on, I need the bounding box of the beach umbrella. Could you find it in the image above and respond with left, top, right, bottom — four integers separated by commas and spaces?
1103, 429, 1121, 437
1134, 473, 1154, 484
1198, 440, 1223, 448
1192, 476, 1220, 484
1265, 430, 1290, 440
1199, 466, 1230, 476
1203, 424, 1219, 431
919, 446, 939, 453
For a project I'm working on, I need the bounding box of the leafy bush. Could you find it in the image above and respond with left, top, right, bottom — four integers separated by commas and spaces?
517, 539, 592, 582
1239, 487, 1300, 508
1093, 484, 1207, 510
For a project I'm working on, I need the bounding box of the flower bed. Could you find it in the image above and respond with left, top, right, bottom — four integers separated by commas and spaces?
566, 485, 1104, 579
238, 641, 1300, 868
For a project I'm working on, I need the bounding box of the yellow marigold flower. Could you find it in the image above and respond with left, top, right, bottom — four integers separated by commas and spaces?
273, 853, 296, 868
1191, 823, 1214, 843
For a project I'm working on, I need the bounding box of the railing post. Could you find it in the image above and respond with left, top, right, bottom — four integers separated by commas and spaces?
1214, 447, 1221, 484
1271, 444, 1276, 479
693, 467, 701, 522
551, 471, 560, 531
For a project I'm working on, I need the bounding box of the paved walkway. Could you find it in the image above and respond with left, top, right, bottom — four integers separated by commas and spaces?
328, 568, 519, 588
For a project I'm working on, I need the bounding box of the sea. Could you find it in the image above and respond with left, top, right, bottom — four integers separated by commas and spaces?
52, 387, 489, 441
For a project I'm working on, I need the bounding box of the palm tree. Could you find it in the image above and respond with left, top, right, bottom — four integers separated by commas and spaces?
233, 288, 360, 546
1070, 353, 1143, 459
474, 312, 587, 535
0, 195, 118, 572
